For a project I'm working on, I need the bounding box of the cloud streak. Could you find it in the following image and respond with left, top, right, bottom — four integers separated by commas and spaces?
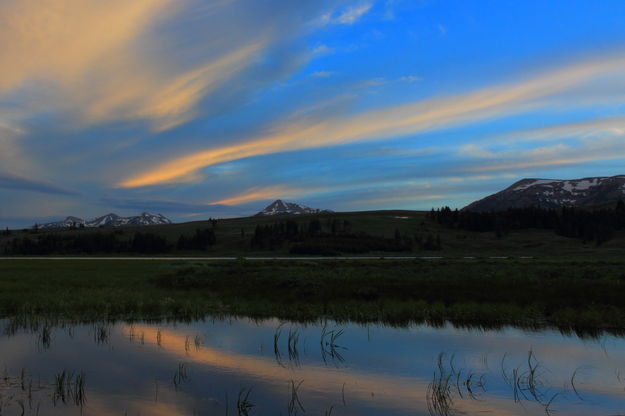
318, 2, 373, 25
0, 173, 80, 196
0, 0, 323, 131
211, 185, 309, 205
120, 52, 625, 187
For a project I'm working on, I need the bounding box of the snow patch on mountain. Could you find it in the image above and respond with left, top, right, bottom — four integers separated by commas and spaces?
465, 175, 625, 211
513, 179, 556, 191
38, 212, 171, 229
254, 200, 332, 216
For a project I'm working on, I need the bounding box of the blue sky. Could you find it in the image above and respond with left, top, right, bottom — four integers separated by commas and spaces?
3, 0, 625, 227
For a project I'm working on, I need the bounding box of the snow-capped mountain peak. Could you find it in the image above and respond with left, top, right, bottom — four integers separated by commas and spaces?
464, 175, 625, 211
37, 212, 172, 229
254, 199, 332, 216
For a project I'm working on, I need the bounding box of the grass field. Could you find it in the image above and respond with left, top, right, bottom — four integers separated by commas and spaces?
2, 211, 625, 334
2, 210, 625, 257
2, 258, 625, 335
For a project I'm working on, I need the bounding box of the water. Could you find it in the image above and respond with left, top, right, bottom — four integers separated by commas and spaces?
0, 318, 624, 415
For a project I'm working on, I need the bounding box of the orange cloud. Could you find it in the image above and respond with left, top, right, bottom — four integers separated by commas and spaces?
0, 0, 265, 131
211, 185, 305, 205
85, 42, 264, 131
464, 135, 625, 172
0, 0, 174, 91
125, 325, 534, 416
119, 53, 625, 187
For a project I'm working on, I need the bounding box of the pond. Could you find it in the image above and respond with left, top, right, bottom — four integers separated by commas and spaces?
0, 318, 623, 415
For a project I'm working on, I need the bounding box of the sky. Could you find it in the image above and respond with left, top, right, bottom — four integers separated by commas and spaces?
3, 0, 625, 228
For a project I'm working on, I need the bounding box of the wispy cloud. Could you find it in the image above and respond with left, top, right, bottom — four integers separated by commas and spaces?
0, 173, 80, 196
119, 52, 625, 187
85, 43, 265, 131
310, 71, 336, 78
462, 134, 625, 173
0, 0, 323, 132
311, 44, 334, 56
211, 185, 307, 205
336, 2, 373, 24
0, 0, 174, 92
493, 116, 625, 145
0, 0, 181, 129
399, 75, 423, 83
320, 2, 373, 25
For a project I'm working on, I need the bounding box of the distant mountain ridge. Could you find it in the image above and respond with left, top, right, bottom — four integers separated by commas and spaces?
38, 212, 171, 229
254, 199, 332, 216
464, 175, 625, 211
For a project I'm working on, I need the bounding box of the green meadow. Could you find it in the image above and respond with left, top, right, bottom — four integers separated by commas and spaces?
2, 210, 625, 333
3, 210, 625, 257
2, 257, 625, 334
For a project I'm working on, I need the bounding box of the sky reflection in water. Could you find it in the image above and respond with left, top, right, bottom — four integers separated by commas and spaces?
0, 318, 624, 415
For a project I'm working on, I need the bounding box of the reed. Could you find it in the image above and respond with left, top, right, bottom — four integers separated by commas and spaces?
287, 328, 300, 365
172, 363, 188, 390
52, 370, 86, 407
236, 388, 254, 416
426, 353, 454, 416
320, 326, 346, 365
93, 324, 109, 345
273, 324, 284, 367
287, 379, 305, 416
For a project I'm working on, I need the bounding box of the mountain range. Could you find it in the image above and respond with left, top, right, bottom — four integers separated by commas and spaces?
38, 212, 172, 229
34, 176, 624, 227
464, 175, 625, 211
255, 199, 332, 216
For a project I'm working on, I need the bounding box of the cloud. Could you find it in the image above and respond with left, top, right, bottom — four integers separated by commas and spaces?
119, 52, 625, 187
311, 44, 334, 56
310, 71, 336, 78
459, 144, 496, 158
320, 2, 373, 25
0, 173, 80, 196
126, 325, 528, 416
462, 134, 625, 173
335, 2, 373, 24
211, 185, 308, 205
0, 0, 333, 131
494, 116, 625, 145
85, 42, 265, 131
0, 0, 173, 92
0, 128, 32, 176
399, 75, 424, 83
100, 197, 226, 213
0, 0, 191, 130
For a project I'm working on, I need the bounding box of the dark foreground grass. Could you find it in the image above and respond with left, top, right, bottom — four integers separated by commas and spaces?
2, 259, 625, 335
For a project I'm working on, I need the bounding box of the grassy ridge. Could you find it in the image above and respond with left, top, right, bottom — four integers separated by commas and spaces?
2, 259, 625, 334
3, 210, 625, 257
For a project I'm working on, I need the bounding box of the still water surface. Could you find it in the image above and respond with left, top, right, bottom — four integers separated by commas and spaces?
0, 318, 624, 415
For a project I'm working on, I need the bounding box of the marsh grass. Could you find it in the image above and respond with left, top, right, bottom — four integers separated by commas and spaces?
425, 350, 593, 416
50, 370, 86, 408
3, 259, 625, 333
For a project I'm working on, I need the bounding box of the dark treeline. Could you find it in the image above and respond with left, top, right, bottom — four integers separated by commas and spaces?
432, 200, 625, 245
177, 229, 216, 251
4, 228, 216, 255
250, 218, 440, 254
